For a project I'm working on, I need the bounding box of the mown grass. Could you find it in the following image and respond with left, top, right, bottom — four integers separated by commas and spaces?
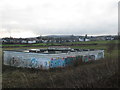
2, 43, 62, 47
2, 40, 119, 47
63, 40, 119, 45
1, 40, 119, 88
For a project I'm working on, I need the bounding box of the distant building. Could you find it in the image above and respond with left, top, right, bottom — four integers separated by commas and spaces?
28, 40, 36, 44
90, 36, 106, 41
79, 37, 90, 42
79, 38, 84, 41
21, 40, 27, 43
85, 38, 90, 41
2, 39, 7, 43
105, 36, 114, 40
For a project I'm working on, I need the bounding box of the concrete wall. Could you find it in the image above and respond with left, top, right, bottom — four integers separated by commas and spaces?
3, 50, 104, 69
3, 51, 51, 69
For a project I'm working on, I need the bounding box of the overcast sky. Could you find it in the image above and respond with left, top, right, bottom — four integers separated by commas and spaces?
0, 0, 119, 38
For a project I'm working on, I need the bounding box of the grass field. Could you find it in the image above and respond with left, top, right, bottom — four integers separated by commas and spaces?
63, 40, 119, 44
1, 40, 119, 47
1, 40, 119, 88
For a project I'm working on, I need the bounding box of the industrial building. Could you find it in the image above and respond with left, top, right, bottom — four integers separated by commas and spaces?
3, 46, 104, 69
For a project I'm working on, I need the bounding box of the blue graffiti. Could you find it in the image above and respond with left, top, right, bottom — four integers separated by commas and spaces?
29, 58, 38, 68
50, 58, 65, 68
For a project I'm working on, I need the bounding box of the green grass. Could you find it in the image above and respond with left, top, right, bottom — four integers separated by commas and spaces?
2, 43, 62, 47
2, 40, 119, 47
63, 40, 119, 45
32, 43, 61, 46
70, 45, 106, 49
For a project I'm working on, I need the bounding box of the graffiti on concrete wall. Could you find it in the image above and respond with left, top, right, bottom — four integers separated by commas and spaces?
4, 50, 104, 69
50, 57, 65, 68
29, 58, 38, 68
98, 52, 103, 59
90, 55, 95, 60
8, 54, 99, 68
10, 56, 21, 66
50, 56, 84, 68
27, 58, 51, 69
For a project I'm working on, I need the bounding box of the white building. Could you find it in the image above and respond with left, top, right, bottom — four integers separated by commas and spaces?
28, 40, 36, 44
79, 38, 84, 41
85, 38, 90, 41
79, 38, 90, 41
21, 40, 27, 43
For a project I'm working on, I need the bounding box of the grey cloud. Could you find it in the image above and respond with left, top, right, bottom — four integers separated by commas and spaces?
0, 0, 118, 38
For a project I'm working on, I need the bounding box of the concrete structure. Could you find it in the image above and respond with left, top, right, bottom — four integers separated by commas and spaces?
3, 47, 104, 69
